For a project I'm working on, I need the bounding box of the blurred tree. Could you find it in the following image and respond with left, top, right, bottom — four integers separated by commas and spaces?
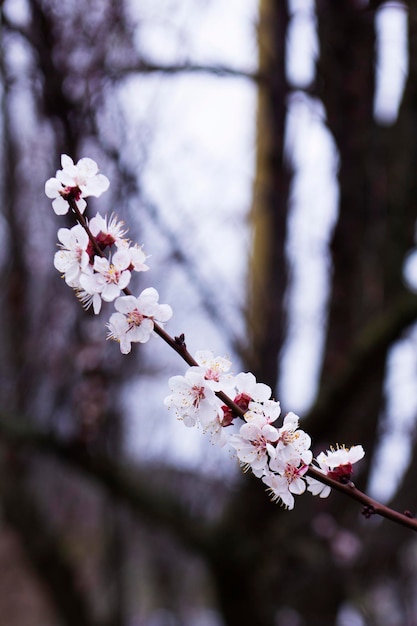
1, 0, 417, 625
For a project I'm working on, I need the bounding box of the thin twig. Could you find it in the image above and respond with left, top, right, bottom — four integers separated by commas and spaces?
106, 60, 263, 83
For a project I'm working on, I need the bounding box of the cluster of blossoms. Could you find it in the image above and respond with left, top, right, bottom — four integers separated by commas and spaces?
164, 355, 364, 509
46, 154, 172, 353
47, 155, 365, 510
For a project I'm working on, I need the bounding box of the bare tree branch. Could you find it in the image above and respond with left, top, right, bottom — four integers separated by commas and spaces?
106, 59, 263, 83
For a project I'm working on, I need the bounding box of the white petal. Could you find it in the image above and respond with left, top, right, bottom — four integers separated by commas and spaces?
117, 270, 131, 290
76, 157, 98, 177
56, 169, 76, 186
85, 174, 110, 196
45, 177, 61, 198
61, 154, 74, 169
114, 295, 138, 314
113, 249, 130, 270
52, 196, 69, 215
155, 304, 173, 322
76, 198, 87, 213
102, 283, 121, 302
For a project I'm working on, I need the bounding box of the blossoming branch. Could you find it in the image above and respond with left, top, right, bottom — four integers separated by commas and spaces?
46, 155, 417, 530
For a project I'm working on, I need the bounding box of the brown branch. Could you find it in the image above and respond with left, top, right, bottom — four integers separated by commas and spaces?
307, 467, 417, 532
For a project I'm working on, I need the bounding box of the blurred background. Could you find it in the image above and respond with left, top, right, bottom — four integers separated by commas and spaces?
1, 0, 417, 624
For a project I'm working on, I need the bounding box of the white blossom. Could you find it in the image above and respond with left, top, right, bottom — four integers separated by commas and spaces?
126, 244, 150, 273
88, 212, 128, 249
80, 250, 132, 304
229, 415, 279, 478
262, 462, 308, 510
317, 445, 365, 470
234, 372, 272, 403
164, 370, 222, 428
306, 445, 365, 499
54, 224, 90, 287
273, 412, 312, 464
244, 399, 282, 424
189, 350, 235, 393
45, 154, 109, 215
107, 288, 172, 353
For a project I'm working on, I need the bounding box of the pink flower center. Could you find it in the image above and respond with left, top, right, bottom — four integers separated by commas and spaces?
284, 463, 307, 483
127, 309, 144, 328
204, 368, 220, 382
191, 385, 205, 409
105, 264, 121, 284
251, 434, 268, 454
